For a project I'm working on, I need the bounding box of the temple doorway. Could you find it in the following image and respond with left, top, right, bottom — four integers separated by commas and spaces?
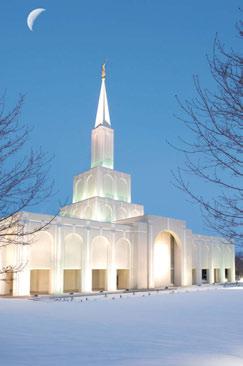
30, 269, 50, 294
63, 270, 81, 293
117, 269, 129, 289
154, 232, 181, 287
92, 269, 107, 291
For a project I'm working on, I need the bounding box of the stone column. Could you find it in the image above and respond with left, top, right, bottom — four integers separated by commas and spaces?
196, 243, 202, 285
128, 233, 133, 289
107, 231, 116, 291
196, 267, 202, 285
230, 247, 235, 282
82, 228, 92, 292
208, 245, 214, 284
147, 222, 153, 289
51, 224, 63, 294
13, 244, 30, 296
220, 267, 225, 283
220, 248, 226, 283
209, 268, 214, 284
180, 231, 187, 287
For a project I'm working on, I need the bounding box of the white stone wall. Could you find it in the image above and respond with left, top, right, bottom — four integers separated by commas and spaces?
0, 212, 236, 296
91, 125, 114, 170
192, 234, 235, 284
72, 166, 132, 204
61, 196, 144, 223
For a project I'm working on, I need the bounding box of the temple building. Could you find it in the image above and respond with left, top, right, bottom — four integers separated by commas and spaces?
0, 66, 235, 296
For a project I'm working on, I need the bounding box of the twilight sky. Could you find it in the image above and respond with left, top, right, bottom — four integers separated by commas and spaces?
0, 0, 241, 235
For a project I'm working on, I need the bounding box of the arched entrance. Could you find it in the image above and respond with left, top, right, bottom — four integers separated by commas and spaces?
115, 238, 131, 289
91, 236, 110, 291
153, 231, 181, 287
29, 231, 53, 294
63, 233, 83, 293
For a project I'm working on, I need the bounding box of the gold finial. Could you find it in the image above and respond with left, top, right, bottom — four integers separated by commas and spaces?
101, 63, 106, 79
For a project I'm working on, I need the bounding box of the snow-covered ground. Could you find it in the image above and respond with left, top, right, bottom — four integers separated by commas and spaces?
1, 286, 243, 366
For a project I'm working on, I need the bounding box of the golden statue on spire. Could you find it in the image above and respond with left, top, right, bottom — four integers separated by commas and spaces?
101, 63, 106, 79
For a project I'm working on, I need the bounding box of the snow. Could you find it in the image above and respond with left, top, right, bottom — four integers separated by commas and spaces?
0, 287, 243, 366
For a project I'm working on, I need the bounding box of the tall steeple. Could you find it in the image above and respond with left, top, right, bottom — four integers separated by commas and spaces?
95, 64, 111, 128
60, 64, 145, 223
91, 64, 114, 169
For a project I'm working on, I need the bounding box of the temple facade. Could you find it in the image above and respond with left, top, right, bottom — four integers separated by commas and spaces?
0, 66, 235, 296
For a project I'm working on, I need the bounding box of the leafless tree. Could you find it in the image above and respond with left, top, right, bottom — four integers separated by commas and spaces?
172, 21, 243, 246
0, 94, 54, 267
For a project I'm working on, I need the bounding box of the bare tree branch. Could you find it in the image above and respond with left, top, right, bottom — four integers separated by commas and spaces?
0, 95, 55, 273
172, 20, 243, 245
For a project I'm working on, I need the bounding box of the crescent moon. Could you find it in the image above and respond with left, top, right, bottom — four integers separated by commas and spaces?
27, 8, 46, 31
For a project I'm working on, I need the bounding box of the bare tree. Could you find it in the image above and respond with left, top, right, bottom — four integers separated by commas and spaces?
172, 21, 243, 246
0, 94, 54, 253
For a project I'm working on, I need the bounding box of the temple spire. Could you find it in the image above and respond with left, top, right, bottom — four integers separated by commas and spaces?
95, 64, 111, 128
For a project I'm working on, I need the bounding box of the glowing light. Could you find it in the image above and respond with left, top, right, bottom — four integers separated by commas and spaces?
95, 78, 110, 127
154, 241, 170, 283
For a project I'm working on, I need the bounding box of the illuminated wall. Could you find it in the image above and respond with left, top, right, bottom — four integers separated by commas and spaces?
63, 154, 144, 222
64, 234, 82, 269
29, 231, 53, 269
91, 125, 114, 169
72, 167, 131, 203
91, 236, 110, 269
61, 197, 144, 222
115, 238, 130, 269
0, 211, 235, 296
153, 232, 171, 287
192, 235, 235, 283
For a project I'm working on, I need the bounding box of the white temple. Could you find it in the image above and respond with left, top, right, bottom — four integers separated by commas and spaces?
0, 66, 235, 296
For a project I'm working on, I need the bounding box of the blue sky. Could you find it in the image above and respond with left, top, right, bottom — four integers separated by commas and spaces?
0, 0, 241, 234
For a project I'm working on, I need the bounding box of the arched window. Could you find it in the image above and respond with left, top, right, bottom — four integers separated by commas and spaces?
85, 175, 95, 198
118, 178, 128, 201
30, 231, 53, 268
1, 244, 17, 268
64, 234, 83, 269
83, 206, 93, 220
115, 239, 130, 269
91, 236, 110, 269
75, 178, 83, 202
102, 204, 113, 222
103, 174, 113, 199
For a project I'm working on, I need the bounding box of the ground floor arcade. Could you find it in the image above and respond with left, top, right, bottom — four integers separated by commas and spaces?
0, 215, 235, 296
